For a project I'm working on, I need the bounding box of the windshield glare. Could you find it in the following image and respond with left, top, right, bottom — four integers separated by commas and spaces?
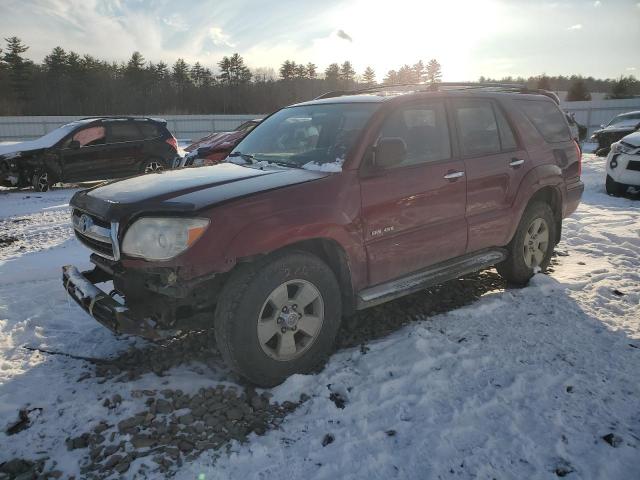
229, 103, 380, 169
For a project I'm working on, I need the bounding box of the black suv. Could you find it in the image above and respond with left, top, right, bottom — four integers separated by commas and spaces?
0, 116, 178, 191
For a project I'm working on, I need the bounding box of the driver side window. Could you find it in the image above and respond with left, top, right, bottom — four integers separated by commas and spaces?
379, 103, 451, 167
73, 126, 106, 147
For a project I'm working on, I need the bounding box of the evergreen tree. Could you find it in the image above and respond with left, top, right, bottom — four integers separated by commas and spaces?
324, 63, 340, 88
306, 63, 317, 79
3, 36, 32, 105
279, 60, 296, 80
228, 53, 252, 85
294, 63, 307, 79
426, 59, 442, 84
362, 66, 376, 85
566, 76, 591, 101
339, 61, 356, 84
172, 58, 191, 87
397, 64, 414, 83
383, 69, 399, 85
413, 60, 426, 83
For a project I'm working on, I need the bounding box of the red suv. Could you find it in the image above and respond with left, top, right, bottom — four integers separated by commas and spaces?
63, 84, 583, 386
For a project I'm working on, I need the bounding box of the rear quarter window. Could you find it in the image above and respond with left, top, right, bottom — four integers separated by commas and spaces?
137, 122, 161, 139
516, 100, 571, 143
108, 122, 143, 142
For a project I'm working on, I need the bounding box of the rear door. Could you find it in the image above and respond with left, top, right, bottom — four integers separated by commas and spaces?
360, 100, 468, 286
452, 98, 528, 252
103, 121, 146, 177
60, 124, 108, 182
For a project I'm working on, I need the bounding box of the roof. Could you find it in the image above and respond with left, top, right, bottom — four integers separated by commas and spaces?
293, 82, 560, 107
79, 116, 167, 124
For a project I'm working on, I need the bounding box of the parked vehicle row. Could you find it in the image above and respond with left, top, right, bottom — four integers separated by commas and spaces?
62, 83, 583, 387
0, 117, 178, 191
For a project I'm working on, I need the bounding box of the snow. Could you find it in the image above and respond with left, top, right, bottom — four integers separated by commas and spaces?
1, 155, 639, 478
302, 158, 345, 172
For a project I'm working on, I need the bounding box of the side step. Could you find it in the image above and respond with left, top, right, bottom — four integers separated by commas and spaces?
356, 248, 507, 309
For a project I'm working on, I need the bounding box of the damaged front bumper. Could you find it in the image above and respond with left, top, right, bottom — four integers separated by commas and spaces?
62, 265, 179, 340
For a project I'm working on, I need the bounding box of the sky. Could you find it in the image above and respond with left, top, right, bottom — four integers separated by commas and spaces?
0, 0, 638, 81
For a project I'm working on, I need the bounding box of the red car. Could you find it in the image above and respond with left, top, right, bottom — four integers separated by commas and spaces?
64, 84, 583, 387
182, 119, 261, 167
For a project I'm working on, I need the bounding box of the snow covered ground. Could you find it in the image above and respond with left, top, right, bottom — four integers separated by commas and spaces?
0, 155, 639, 479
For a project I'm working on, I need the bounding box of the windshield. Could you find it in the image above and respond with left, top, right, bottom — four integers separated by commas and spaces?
229, 103, 380, 170
608, 112, 640, 127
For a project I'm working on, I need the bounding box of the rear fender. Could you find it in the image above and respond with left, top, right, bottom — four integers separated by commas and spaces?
504, 164, 563, 245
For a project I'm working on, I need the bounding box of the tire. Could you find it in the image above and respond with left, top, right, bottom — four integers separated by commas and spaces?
496, 202, 557, 286
214, 251, 342, 387
141, 158, 165, 174
32, 171, 51, 192
606, 175, 627, 196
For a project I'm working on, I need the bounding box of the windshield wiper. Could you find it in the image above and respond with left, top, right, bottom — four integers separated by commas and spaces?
228, 152, 256, 164
264, 159, 302, 169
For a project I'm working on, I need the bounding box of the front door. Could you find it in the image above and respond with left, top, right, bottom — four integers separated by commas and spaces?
451, 98, 529, 252
60, 124, 108, 182
360, 101, 468, 286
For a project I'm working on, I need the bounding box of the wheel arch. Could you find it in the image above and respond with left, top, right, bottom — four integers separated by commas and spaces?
237, 237, 357, 317
527, 185, 562, 245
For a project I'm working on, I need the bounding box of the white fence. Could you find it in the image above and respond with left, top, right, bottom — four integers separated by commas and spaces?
560, 98, 640, 136
1, 97, 639, 142
0, 114, 263, 142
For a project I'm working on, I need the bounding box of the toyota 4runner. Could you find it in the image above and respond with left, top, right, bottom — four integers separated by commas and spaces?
63, 83, 583, 387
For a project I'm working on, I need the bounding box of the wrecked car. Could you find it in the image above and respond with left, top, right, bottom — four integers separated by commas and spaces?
605, 130, 640, 195
179, 119, 261, 168
63, 84, 582, 387
0, 117, 179, 191
590, 110, 640, 157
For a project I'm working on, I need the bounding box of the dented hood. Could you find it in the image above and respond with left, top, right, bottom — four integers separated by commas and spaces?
70, 162, 329, 220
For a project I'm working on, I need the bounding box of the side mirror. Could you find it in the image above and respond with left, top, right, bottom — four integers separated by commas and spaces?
69, 140, 80, 150
374, 137, 406, 169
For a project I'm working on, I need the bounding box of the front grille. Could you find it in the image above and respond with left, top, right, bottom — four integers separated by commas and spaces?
71, 209, 119, 260
75, 230, 115, 258
627, 160, 640, 172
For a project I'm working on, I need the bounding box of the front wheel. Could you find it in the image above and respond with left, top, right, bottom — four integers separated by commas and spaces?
605, 175, 627, 196
141, 159, 165, 174
32, 171, 52, 192
497, 202, 556, 285
214, 251, 342, 387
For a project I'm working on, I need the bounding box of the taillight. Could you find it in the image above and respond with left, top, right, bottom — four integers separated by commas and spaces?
166, 136, 178, 151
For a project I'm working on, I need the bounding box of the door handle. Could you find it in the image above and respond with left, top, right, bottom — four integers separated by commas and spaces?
509, 158, 525, 167
443, 171, 465, 180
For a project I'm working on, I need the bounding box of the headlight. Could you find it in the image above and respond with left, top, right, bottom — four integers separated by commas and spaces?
122, 217, 209, 261
611, 142, 638, 155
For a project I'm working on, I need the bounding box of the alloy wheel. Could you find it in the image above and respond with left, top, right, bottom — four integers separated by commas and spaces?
523, 217, 549, 268
257, 279, 325, 361
144, 161, 164, 174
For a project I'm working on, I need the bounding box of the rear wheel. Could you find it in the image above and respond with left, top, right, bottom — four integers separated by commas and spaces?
32, 171, 51, 192
497, 202, 556, 285
214, 251, 342, 387
141, 158, 165, 174
606, 175, 627, 196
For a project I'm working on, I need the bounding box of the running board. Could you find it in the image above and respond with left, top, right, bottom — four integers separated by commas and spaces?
357, 249, 508, 309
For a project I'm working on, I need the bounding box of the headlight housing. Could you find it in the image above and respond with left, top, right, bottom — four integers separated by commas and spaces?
611, 141, 638, 155
122, 217, 210, 261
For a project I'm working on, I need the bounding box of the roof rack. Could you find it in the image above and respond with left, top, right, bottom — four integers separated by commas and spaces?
79, 116, 167, 124
315, 82, 560, 105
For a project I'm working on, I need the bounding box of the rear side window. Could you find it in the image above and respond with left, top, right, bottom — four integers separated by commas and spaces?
73, 126, 106, 147
137, 122, 161, 139
108, 122, 142, 142
453, 100, 501, 156
516, 100, 571, 143
379, 102, 451, 166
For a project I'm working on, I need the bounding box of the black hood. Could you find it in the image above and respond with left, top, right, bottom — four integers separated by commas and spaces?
71, 163, 329, 220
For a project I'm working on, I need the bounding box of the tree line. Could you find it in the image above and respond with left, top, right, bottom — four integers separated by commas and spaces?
0, 36, 638, 116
